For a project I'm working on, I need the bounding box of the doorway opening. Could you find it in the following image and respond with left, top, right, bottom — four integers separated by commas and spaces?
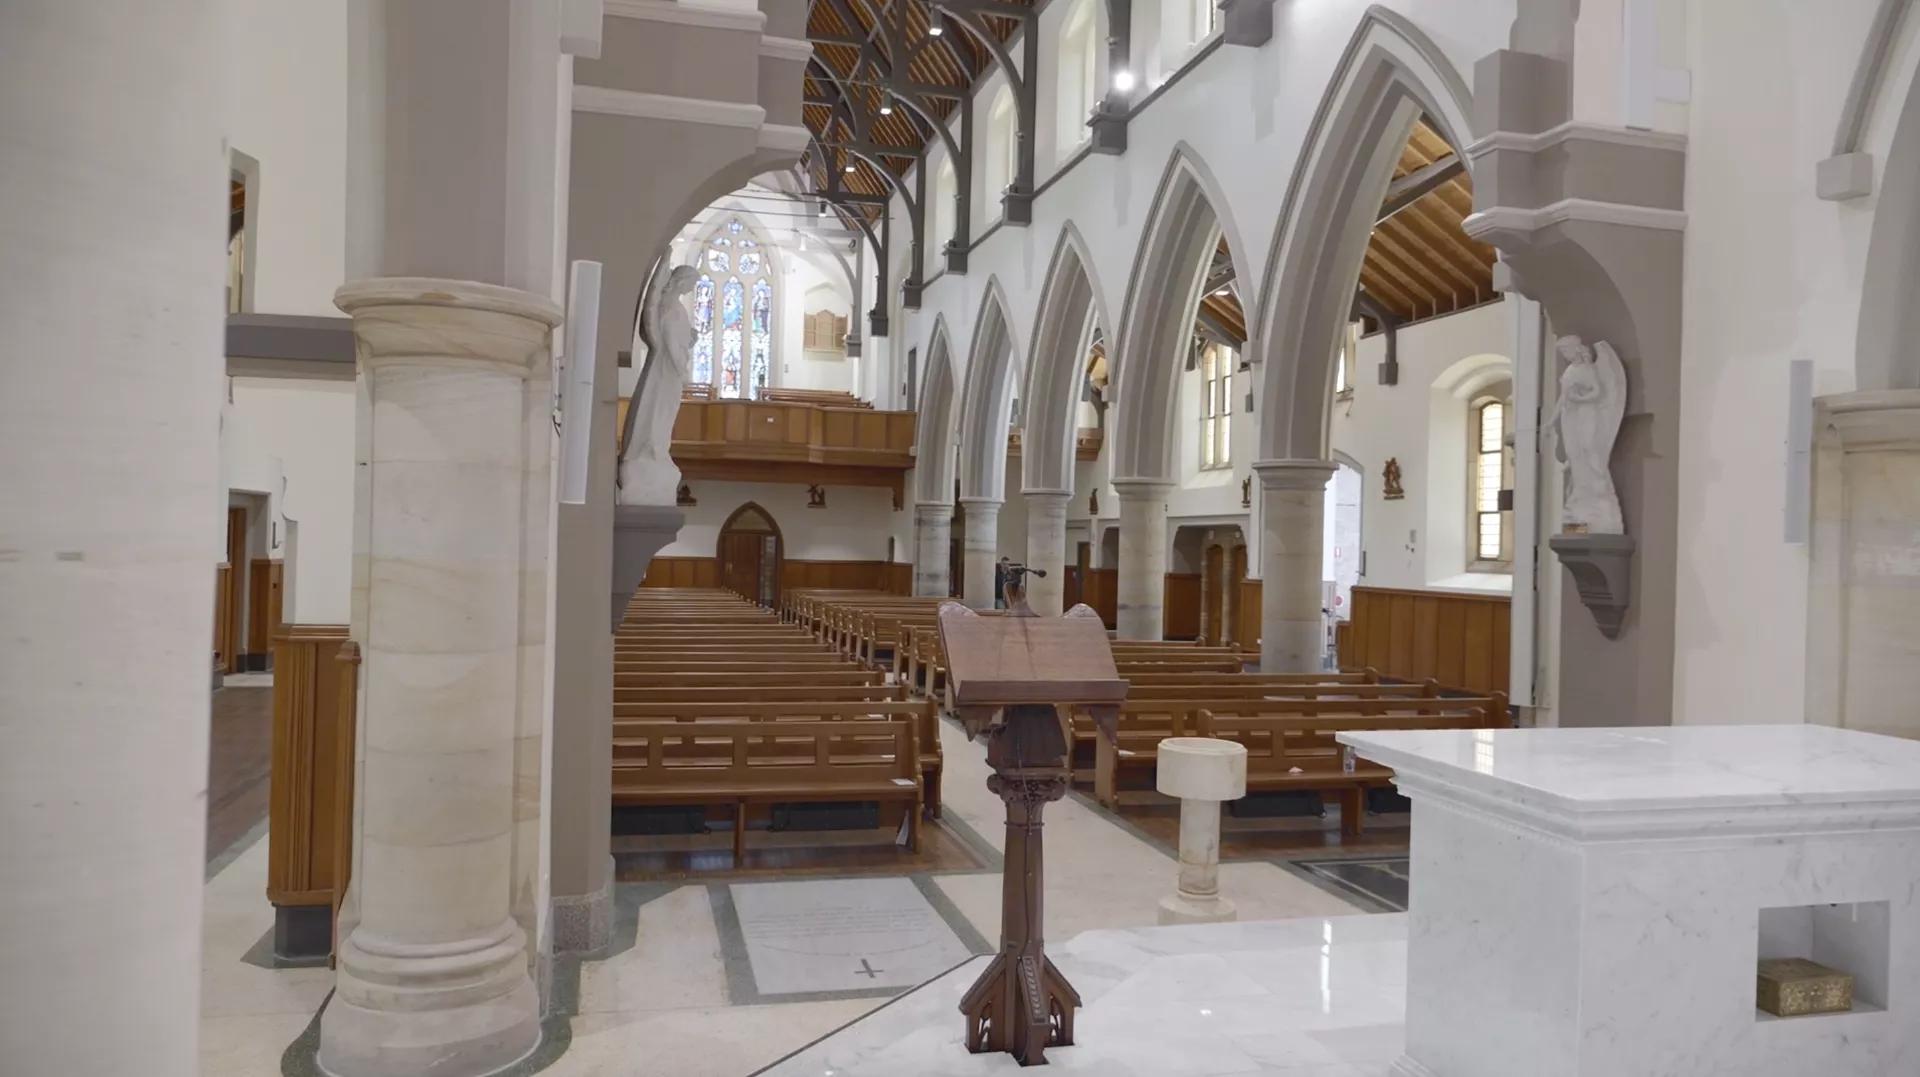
717, 502, 784, 606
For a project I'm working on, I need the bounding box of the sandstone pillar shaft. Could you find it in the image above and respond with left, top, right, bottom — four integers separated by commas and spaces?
1256, 460, 1336, 673
0, 3, 222, 1072
960, 497, 1004, 609
914, 503, 954, 597
320, 279, 561, 1077
1114, 480, 1174, 639
1023, 490, 1073, 615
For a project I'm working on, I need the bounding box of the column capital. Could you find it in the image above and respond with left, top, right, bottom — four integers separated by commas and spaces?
957, 495, 1005, 510
336, 276, 562, 377
1022, 488, 1074, 502
1111, 477, 1177, 501
1253, 458, 1337, 491
914, 501, 955, 520
1819, 390, 1920, 451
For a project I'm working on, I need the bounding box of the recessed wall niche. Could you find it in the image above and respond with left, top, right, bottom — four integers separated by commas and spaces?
1755, 900, 1890, 1018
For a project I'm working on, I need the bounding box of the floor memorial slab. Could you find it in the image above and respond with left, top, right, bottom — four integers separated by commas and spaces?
730, 877, 974, 996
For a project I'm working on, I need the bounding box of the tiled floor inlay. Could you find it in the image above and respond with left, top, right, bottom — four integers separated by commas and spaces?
730, 877, 974, 995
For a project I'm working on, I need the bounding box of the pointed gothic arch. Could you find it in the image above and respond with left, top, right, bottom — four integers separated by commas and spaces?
1021, 221, 1113, 495
956, 279, 1024, 501
912, 316, 961, 505
1109, 143, 1253, 482
1251, 5, 1475, 461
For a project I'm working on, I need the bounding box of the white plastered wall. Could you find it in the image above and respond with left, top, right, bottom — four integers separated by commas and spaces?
1672, 0, 1915, 725
219, 0, 355, 624
657, 482, 912, 562
1325, 301, 1512, 593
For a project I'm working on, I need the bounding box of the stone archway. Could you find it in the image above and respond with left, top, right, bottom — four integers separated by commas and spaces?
912, 319, 960, 596
1106, 144, 1249, 638
1019, 223, 1112, 614
955, 280, 1021, 608
1244, 7, 1474, 671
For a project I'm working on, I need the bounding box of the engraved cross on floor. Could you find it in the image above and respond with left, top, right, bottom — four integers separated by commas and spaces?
854, 958, 883, 980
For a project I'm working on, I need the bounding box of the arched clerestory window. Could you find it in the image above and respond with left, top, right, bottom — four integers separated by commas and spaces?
986, 86, 1018, 207
1055, 0, 1097, 161
691, 216, 776, 399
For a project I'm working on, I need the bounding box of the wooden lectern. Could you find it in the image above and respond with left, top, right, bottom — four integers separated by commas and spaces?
938, 578, 1125, 1066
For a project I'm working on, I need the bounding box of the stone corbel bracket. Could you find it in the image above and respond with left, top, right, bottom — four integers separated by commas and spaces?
1548, 533, 1634, 639
611, 504, 686, 629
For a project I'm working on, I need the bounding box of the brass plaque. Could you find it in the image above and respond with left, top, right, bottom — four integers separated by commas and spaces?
1756, 958, 1854, 1017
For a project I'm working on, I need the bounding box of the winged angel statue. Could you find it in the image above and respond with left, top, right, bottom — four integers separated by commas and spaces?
1548, 335, 1627, 535
617, 263, 699, 506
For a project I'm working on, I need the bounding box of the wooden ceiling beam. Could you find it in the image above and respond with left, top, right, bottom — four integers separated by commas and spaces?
1364, 236, 1450, 317
1394, 201, 1496, 290
1377, 154, 1464, 224
1356, 266, 1419, 319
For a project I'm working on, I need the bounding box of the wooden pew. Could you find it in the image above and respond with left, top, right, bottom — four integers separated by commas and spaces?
610, 720, 922, 859
611, 699, 942, 815
1194, 709, 1506, 837
1088, 692, 1507, 810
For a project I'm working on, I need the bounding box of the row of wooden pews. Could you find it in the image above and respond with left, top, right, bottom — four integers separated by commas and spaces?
610, 588, 940, 861
777, 587, 1511, 844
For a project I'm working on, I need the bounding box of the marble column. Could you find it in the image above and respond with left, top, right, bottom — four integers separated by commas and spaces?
0, 3, 221, 1072
960, 497, 1004, 609
1024, 489, 1073, 615
914, 502, 954, 597
1114, 480, 1174, 639
1807, 391, 1920, 739
320, 280, 561, 1077
1255, 460, 1335, 673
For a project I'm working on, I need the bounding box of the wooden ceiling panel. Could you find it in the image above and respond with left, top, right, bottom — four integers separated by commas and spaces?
1361, 118, 1496, 322
804, 0, 1033, 227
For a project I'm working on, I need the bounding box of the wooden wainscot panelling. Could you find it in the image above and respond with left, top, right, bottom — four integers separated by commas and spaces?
643, 556, 913, 595
641, 556, 721, 589
268, 623, 357, 959
1345, 585, 1511, 696
1083, 568, 1118, 629
245, 559, 283, 669
1235, 578, 1262, 652
1163, 572, 1202, 640
213, 562, 233, 672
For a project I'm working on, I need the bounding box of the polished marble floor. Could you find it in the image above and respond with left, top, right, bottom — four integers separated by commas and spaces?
760, 915, 1411, 1077
200, 713, 1389, 1076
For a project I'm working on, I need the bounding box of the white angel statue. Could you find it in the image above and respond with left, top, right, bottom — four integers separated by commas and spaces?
1548, 335, 1626, 534
617, 263, 699, 506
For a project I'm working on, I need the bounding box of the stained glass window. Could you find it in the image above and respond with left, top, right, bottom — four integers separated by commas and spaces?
750, 279, 772, 396
689, 275, 714, 385
720, 277, 745, 398
688, 215, 776, 398
1471, 400, 1513, 565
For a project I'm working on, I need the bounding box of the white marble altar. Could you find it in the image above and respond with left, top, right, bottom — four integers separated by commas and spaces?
761, 914, 1412, 1076
1340, 725, 1920, 1077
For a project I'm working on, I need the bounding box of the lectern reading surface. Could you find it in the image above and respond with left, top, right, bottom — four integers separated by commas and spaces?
938, 594, 1125, 1066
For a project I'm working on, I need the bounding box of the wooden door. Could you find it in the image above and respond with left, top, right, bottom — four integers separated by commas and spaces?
719, 531, 763, 600
1203, 545, 1225, 646
225, 506, 248, 673
1228, 545, 1249, 645
1066, 541, 1090, 608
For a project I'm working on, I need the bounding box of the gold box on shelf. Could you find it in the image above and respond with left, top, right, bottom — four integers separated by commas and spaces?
1756, 958, 1854, 1017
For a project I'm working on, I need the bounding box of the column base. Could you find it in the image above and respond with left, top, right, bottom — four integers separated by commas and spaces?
549, 870, 613, 955
1157, 892, 1237, 925
320, 923, 541, 1077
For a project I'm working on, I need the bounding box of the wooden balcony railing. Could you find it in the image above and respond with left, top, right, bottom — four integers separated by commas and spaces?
615, 397, 918, 506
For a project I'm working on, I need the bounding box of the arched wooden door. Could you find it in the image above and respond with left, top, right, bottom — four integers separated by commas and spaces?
1203, 544, 1226, 646
716, 502, 783, 606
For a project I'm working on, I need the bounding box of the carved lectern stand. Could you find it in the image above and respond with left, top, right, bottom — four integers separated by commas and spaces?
938, 582, 1125, 1066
